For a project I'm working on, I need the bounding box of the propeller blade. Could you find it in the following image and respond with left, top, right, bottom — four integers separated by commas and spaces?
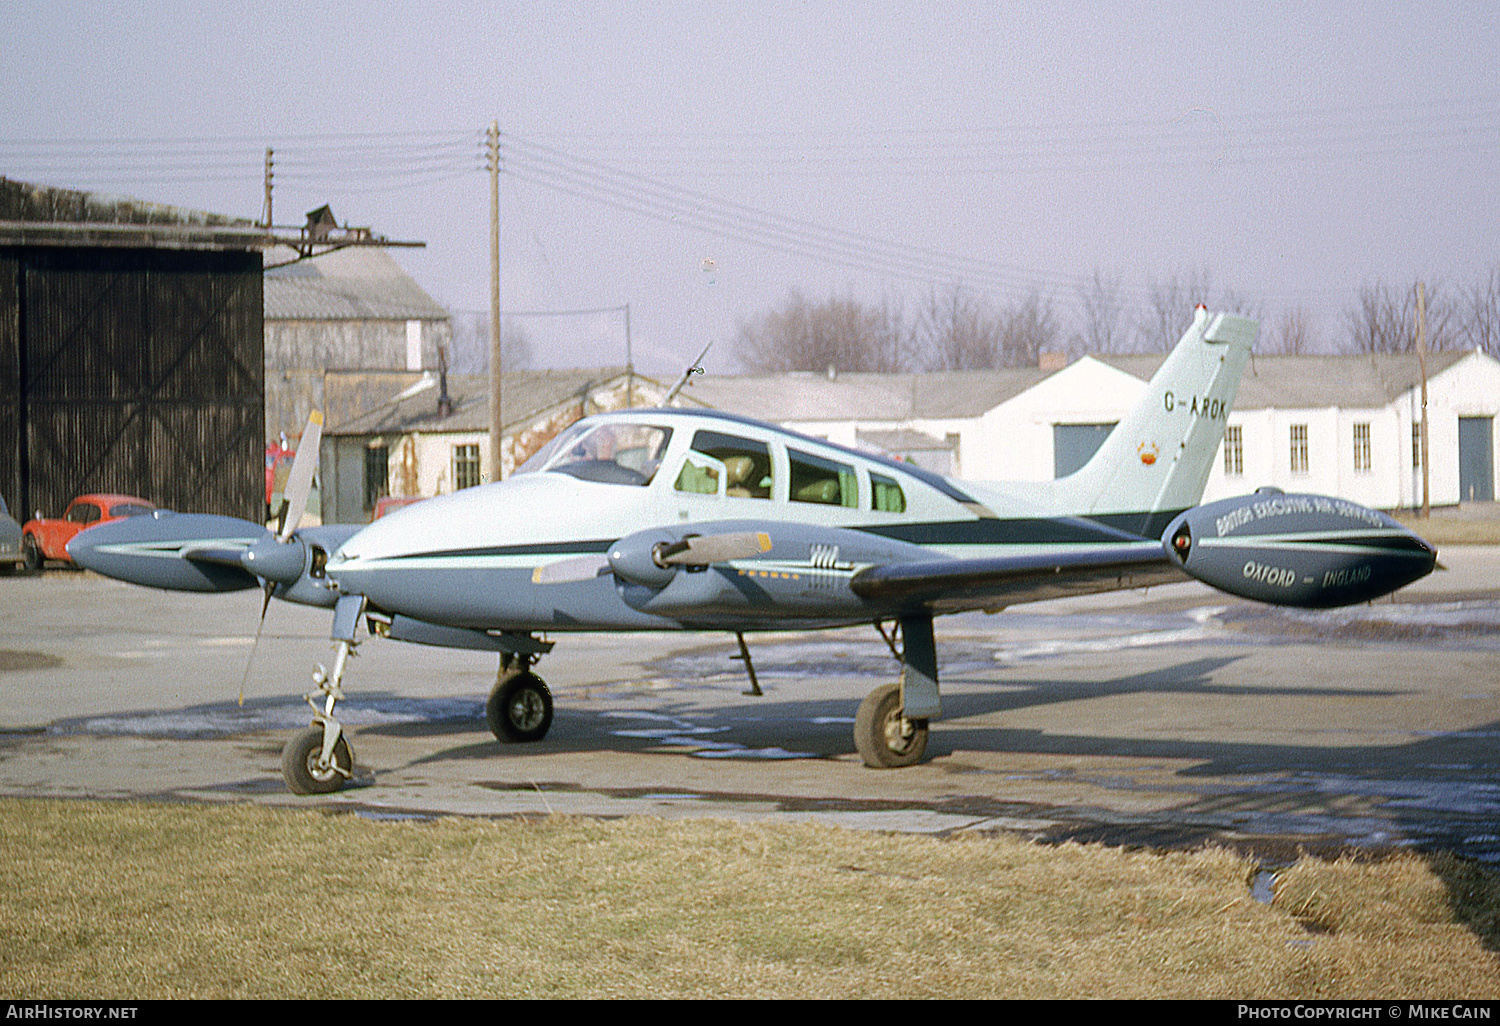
655, 531, 772, 567
238, 581, 275, 708
531, 553, 612, 585
278, 411, 323, 542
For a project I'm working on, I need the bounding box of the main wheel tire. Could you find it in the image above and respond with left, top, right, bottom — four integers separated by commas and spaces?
281, 725, 353, 795
487, 672, 554, 743
21, 535, 42, 573
854, 681, 929, 768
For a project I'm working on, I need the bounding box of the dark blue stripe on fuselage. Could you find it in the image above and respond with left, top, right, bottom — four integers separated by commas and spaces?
859, 510, 1185, 547
383, 538, 616, 560
370, 512, 1189, 563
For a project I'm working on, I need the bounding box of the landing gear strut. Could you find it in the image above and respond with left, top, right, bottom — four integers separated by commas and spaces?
281, 595, 364, 795
486, 653, 554, 743
854, 613, 940, 769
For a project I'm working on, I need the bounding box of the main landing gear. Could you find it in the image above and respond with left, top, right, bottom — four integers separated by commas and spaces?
487, 654, 554, 744
853, 614, 941, 769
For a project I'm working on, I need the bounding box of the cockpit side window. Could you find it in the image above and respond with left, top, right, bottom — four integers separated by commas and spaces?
538, 423, 673, 486
675, 430, 773, 499
870, 472, 906, 513
789, 449, 858, 507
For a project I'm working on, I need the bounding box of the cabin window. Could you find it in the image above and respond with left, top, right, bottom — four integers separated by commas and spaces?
1353, 423, 1372, 472
1289, 424, 1309, 475
675, 430, 773, 498
453, 443, 482, 490
870, 472, 906, 513
545, 423, 673, 486
1223, 425, 1243, 476
789, 449, 858, 507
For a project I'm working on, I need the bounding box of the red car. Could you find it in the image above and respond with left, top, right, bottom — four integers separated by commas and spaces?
22, 493, 155, 572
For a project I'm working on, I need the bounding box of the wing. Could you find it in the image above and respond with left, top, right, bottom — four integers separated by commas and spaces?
530, 519, 1181, 623
849, 542, 1182, 613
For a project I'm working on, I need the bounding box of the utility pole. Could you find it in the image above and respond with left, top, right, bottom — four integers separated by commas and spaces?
1417, 281, 1430, 518
624, 302, 633, 408
261, 148, 274, 228
487, 121, 503, 482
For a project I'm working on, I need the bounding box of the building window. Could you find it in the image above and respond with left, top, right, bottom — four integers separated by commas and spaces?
363, 443, 389, 512
1223, 425, 1243, 476
1413, 423, 1422, 468
453, 443, 482, 490
1289, 425, 1309, 474
1353, 423, 1372, 472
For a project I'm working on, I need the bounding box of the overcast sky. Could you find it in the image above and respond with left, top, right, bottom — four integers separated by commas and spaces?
3, 1, 1498, 375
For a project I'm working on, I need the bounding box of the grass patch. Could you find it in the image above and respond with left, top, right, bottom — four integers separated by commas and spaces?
1390, 510, 1500, 547
1, 798, 1497, 998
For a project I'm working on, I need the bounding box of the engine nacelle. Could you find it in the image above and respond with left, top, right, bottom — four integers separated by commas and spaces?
1163, 491, 1436, 608
66, 511, 263, 593
606, 528, 681, 589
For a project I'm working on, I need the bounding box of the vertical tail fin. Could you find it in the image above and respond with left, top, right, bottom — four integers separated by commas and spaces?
1052, 308, 1257, 534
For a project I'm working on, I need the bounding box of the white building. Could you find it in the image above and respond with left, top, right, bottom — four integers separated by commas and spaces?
685, 349, 1500, 510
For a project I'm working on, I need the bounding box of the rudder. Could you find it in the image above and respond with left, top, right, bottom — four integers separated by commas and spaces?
1052, 308, 1257, 533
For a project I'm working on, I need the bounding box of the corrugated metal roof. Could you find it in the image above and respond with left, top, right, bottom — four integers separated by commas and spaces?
0, 177, 254, 227
0, 177, 265, 250
1101, 350, 1472, 409
264, 246, 448, 321
682, 366, 1051, 422
681, 351, 1480, 423
324, 367, 670, 435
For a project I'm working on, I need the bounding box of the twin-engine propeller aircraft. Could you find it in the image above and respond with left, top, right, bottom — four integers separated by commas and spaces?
70, 308, 1438, 794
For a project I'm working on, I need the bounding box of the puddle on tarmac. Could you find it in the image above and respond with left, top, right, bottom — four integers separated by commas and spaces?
49, 695, 484, 739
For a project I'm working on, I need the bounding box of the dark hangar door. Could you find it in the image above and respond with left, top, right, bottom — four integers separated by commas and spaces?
6, 247, 264, 521
1053, 422, 1117, 478
1458, 416, 1494, 503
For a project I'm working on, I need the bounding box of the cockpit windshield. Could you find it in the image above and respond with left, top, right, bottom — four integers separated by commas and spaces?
517, 422, 674, 487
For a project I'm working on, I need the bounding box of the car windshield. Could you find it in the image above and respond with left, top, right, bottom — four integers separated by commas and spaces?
110, 503, 153, 518
532, 423, 674, 487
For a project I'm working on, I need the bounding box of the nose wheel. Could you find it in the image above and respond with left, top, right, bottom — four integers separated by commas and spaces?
281, 725, 353, 794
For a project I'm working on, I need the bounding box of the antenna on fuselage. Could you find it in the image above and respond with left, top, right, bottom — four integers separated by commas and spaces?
660, 342, 712, 406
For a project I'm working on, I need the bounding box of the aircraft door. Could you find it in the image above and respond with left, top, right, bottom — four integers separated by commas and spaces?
670, 430, 775, 518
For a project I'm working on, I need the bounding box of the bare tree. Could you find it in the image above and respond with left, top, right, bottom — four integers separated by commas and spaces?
1460, 266, 1500, 358
736, 289, 910, 373
999, 290, 1060, 367
916, 285, 1058, 369
1341, 280, 1459, 354
447, 309, 531, 374
1261, 305, 1317, 355
1071, 269, 1133, 355
1139, 269, 1215, 352
917, 284, 1002, 370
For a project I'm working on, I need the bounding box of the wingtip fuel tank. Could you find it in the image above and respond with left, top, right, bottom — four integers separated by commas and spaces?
1163, 490, 1437, 608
